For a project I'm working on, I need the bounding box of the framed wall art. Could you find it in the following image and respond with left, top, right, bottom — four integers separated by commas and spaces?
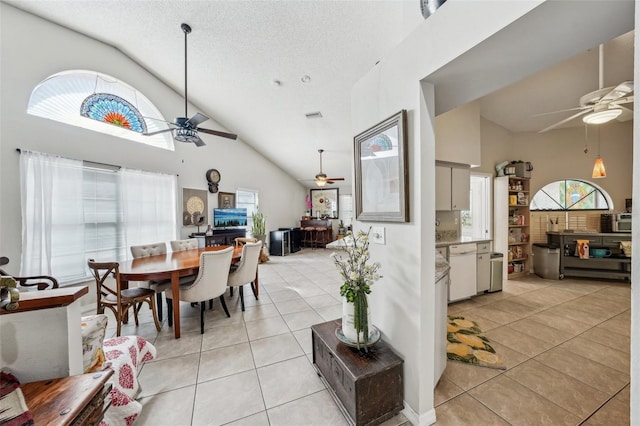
353, 110, 409, 222
310, 188, 339, 219
218, 192, 236, 209
183, 188, 208, 226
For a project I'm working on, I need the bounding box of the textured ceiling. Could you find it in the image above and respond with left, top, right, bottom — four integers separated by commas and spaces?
5, 0, 421, 190
3, 1, 635, 189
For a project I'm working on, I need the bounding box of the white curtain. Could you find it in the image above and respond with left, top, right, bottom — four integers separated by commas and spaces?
119, 168, 178, 255
20, 151, 178, 283
20, 150, 84, 277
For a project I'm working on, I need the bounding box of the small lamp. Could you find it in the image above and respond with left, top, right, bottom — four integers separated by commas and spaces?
591, 126, 606, 178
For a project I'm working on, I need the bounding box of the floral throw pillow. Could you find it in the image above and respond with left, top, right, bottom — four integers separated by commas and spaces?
80, 314, 108, 373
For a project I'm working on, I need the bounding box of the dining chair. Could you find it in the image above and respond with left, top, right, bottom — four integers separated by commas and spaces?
165, 246, 234, 334
130, 242, 172, 321
0, 256, 59, 290
87, 259, 161, 337
227, 241, 262, 311
170, 238, 199, 252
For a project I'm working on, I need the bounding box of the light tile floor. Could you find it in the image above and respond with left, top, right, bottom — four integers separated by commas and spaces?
104, 249, 631, 425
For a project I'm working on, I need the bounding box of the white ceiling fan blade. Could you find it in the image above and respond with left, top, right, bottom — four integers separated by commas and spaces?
532, 106, 590, 117
538, 109, 593, 133
610, 95, 634, 106
600, 81, 634, 102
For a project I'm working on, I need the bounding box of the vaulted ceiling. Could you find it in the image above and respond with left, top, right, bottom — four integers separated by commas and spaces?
3, 1, 634, 191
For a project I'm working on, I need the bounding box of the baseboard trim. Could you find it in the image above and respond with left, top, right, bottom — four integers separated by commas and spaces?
402, 403, 436, 426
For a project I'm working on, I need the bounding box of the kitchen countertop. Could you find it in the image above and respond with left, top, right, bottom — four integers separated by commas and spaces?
436, 236, 492, 248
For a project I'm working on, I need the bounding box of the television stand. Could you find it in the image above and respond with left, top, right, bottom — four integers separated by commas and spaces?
191, 229, 246, 246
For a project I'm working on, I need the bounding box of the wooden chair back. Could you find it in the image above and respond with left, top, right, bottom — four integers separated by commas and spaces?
0, 257, 59, 290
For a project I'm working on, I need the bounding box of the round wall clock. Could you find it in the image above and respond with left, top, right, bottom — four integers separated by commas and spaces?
206, 169, 221, 184
208, 182, 219, 194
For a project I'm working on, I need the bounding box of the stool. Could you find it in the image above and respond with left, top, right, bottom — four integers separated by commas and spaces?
314, 226, 328, 248
302, 226, 316, 248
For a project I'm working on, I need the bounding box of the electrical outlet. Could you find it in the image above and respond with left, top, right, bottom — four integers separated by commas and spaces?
371, 227, 385, 244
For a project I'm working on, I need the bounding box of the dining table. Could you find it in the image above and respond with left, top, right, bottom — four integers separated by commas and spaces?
118, 245, 253, 338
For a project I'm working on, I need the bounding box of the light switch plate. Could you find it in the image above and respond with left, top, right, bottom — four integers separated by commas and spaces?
371, 227, 385, 244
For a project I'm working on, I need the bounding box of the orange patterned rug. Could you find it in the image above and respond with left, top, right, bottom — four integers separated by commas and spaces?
447, 316, 506, 370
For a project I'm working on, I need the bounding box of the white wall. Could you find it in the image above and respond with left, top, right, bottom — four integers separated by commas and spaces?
477, 118, 513, 175
435, 101, 481, 166
0, 4, 307, 275
352, 0, 636, 424
352, 2, 546, 423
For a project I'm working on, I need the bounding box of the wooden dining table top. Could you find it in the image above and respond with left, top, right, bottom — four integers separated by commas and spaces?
118, 246, 243, 280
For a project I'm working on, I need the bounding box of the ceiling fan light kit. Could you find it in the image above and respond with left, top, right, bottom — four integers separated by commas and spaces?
313, 149, 345, 187
538, 44, 633, 133
582, 108, 623, 125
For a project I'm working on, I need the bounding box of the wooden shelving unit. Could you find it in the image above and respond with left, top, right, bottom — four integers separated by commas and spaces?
494, 175, 531, 280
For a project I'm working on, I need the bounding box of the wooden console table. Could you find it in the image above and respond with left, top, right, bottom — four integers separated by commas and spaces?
311, 319, 403, 426
22, 370, 113, 425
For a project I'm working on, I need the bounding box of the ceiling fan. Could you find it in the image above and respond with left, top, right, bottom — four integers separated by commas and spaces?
143, 23, 237, 147
538, 44, 634, 133
314, 149, 344, 187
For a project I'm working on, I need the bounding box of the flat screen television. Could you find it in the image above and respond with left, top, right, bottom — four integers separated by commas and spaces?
213, 208, 247, 229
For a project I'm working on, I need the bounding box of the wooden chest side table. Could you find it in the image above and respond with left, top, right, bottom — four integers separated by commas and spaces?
22, 370, 113, 425
311, 319, 404, 426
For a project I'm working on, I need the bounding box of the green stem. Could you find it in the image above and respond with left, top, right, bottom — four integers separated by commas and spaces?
353, 291, 368, 350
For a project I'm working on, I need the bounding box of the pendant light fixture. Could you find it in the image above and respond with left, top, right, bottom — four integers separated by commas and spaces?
592, 126, 606, 178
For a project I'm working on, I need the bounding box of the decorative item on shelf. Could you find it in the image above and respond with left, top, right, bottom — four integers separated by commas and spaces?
331, 227, 382, 351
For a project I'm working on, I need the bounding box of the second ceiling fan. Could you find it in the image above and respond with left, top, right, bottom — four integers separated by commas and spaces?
144, 23, 237, 147
314, 149, 344, 187
538, 44, 634, 133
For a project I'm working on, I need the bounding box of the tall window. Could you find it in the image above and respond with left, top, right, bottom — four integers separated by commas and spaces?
461, 173, 492, 239
530, 179, 611, 210
20, 150, 177, 284
236, 189, 259, 229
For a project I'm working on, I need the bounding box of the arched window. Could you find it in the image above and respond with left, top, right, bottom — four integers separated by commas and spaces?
28, 70, 174, 150
530, 179, 612, 211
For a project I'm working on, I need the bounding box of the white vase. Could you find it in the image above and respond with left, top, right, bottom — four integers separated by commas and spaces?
342, 297, 373, 343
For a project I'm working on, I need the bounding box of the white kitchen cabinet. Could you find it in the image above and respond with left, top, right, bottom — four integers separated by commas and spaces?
435, 164, 470, 211
448, 243, 477, 302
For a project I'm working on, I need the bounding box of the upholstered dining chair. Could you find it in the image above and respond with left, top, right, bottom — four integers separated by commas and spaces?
170, 238, 199, 252
227, 241, 262, 311
130, 242, 172, 322
165, 246, 234, 334
87, 259, 161, 337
